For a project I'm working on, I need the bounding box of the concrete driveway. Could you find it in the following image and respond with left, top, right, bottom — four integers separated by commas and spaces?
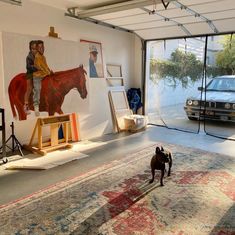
147, 103, 235, 139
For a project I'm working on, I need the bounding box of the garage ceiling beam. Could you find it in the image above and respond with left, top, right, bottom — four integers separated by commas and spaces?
0, 0, 21, 5
68, 0, 174, 19
65, 11, 134, 34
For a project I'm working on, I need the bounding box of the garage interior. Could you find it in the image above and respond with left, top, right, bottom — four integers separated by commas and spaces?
0, 0, 234, 234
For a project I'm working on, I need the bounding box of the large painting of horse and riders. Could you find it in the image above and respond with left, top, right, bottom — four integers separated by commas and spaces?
2, 32, 89, 121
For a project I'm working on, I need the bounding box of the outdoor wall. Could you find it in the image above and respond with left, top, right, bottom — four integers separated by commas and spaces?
0, 0, 140, 143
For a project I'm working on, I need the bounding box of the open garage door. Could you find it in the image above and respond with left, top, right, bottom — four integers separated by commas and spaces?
145, 37, 205, 133
203, 34, 235, 140
145, 33, 235, 140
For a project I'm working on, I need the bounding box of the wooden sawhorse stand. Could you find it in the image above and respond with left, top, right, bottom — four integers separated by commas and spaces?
24, 114, 72, 156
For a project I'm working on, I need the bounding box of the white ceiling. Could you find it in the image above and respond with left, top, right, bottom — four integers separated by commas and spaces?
30, 0, 235, 40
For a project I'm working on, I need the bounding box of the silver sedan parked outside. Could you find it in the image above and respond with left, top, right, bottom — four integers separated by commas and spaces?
184, 75, 235, 122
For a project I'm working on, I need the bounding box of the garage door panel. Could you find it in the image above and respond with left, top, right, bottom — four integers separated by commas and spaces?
213, 18, 235, 32
184, 22, 214, 35
122, 20, 176, 30
175, 16, 204, 24
204, 10, 235, 20
190, 0, 234, 13
135, 26, 186, 40
104, 13, 163, 26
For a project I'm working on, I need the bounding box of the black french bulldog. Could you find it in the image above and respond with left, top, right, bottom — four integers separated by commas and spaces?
149, 146, 172, 186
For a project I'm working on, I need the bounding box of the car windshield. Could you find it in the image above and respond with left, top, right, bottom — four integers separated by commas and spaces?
206, 78, 235, 91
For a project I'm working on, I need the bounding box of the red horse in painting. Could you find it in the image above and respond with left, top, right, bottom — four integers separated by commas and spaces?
8, 65, 87, 121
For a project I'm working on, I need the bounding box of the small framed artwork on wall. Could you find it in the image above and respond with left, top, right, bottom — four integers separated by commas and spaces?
80, 39, 104, 78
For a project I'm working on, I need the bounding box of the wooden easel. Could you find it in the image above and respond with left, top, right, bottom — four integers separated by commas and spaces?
23, 114, 72, 156
48, 26, 59, 38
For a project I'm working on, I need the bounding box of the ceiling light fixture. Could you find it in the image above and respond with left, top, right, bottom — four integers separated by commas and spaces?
0, 0, 21, 6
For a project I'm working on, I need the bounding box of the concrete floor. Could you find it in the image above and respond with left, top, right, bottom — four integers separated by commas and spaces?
0, 125, 234, 205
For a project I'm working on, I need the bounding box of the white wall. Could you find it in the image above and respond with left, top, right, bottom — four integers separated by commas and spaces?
131, 35, 144, 115
132, 35, 143, 89
0, 0, 141, 143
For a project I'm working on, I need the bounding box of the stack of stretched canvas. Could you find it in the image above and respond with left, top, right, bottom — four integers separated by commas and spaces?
108, 87, 147, 132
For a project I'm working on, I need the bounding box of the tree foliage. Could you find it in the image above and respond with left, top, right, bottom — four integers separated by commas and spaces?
216, 35, 235, 75
150, 49, 203, 88
150, 35, 235, 88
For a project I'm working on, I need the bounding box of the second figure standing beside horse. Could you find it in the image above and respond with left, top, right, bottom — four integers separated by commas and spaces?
24, 40, 53, 117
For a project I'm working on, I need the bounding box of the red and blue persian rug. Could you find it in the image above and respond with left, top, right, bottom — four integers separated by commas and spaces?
0, 143, 234, 235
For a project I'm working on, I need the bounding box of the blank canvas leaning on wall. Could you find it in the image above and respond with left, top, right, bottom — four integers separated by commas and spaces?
109, 87, 133, 131
111, 90, 129, 110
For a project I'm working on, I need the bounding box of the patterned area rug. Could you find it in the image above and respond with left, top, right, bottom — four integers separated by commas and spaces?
0, 143, 234, 235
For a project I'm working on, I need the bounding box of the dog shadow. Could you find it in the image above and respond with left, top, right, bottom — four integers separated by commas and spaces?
70, 172, 163, 234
